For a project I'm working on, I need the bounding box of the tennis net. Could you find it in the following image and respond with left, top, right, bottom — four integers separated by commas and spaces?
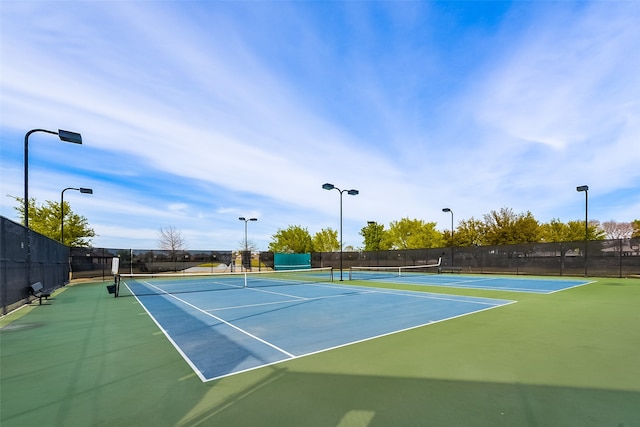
115, 267, 334, 297
349, 261, 441, 281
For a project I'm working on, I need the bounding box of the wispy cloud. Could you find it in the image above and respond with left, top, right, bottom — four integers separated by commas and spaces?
1, 1, 638, 250
475, 3, 640, 150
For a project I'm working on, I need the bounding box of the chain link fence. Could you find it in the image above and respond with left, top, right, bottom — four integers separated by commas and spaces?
312, 239, 640, 277
1, 216, 69, 314
68, 247, 234, 280
3, 210, 639, 315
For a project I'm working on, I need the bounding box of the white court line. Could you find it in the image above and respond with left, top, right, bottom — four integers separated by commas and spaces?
210, 289, 378, 312
125, 278, 516, 383
200, 290, 517, 382
339, 283, 514, 306
287, 299, 518, 365
416, 277, 497, 285
122, 280, 208, 382
387, 275, 593, 294
414, 282, 554, 294
548, 280, 596, 294
133, 280, 296, 358
241, 285, 312, 300
242, 281, 510, 307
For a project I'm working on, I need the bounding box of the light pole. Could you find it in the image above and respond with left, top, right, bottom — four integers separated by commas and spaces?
61, 187, 93, 245
24, 129, 83, 229
577, 185, 589, 277
23, 128, 82, 288
442, 208, 454, 267
238, 217, 257, 271
323, 183, 359, 281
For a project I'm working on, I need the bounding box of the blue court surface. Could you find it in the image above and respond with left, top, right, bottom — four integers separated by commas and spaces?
123, 280, 514, 382
352, 274, 593, 294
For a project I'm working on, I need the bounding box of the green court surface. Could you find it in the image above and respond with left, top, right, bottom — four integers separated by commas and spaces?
1, 277, 639, 426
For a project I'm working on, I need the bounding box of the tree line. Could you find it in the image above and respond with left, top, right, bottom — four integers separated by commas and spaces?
9, 197, 640, 252
269, 207, 640, 253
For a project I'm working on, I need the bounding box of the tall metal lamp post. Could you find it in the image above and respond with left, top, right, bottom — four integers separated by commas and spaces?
61, 187, 93, 245
24, 129, 83, 229
23, 128, 82, 288
238, 217, 257, 271
576, 185, 589, 277
442, 208, 454, 267
323, 183, 359, 281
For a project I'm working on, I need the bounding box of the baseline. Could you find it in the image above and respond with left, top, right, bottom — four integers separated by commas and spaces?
128, 281, 514, 381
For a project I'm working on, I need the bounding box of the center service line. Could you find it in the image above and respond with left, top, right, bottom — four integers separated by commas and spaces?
141, 280, 296, 358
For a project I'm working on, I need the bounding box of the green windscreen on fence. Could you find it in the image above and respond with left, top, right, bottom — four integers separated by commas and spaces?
274, 253, 311, 270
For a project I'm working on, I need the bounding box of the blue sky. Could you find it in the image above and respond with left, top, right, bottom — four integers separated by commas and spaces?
1, 1, 639, 251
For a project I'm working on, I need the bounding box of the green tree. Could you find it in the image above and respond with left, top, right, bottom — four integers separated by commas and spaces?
567, 220, 606, 241
11, 196, 95, 247
268, 225, 313, 253
540, 219, 606, 243
483, 207, 540, 245
632, 220, 640, 238
360, 222, 389, 251
540, 218, 571, 242
566, 220, 591, 242
454, 217, 487, 246
513, 211, 541, 243
386, 218, 444, 250
312, 228, 339, 252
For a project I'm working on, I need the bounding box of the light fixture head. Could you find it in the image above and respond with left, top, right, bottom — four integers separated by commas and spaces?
79, 188, 93, 194
57, 129, 82, 144
576, 185, 589, 192
322, 183, 335, 190
347, 189, 359, 196
442, 208, 451, 213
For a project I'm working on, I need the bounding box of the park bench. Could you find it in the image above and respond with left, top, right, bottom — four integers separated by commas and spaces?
28, 282, 52, 305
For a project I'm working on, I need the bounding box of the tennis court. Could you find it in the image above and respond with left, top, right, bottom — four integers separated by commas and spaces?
349, 267, 592, 293
3, 276, 639, 426
118, 269, 514, 382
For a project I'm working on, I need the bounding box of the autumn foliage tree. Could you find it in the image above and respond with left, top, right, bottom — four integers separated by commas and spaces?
633, 220, 640, 238
482, 208, 541, 245
268, 209, 630, 253
312, 228, 339, 252
385, 218, 444, 250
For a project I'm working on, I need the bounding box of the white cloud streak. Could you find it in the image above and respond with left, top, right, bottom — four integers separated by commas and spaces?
1, 1, 638, 250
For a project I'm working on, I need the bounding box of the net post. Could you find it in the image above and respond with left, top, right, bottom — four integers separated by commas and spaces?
114, 274, 120, 297
111, 257, 121, 297
243, 272, 248, 288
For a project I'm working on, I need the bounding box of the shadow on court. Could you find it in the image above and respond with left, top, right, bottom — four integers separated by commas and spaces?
137, 292, 292, 380
1, 279, 639, 427
181, 368, 639, 427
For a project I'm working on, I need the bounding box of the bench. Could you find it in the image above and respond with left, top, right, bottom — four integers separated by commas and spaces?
29, 282, 52, 305
438, 266, 463, 274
